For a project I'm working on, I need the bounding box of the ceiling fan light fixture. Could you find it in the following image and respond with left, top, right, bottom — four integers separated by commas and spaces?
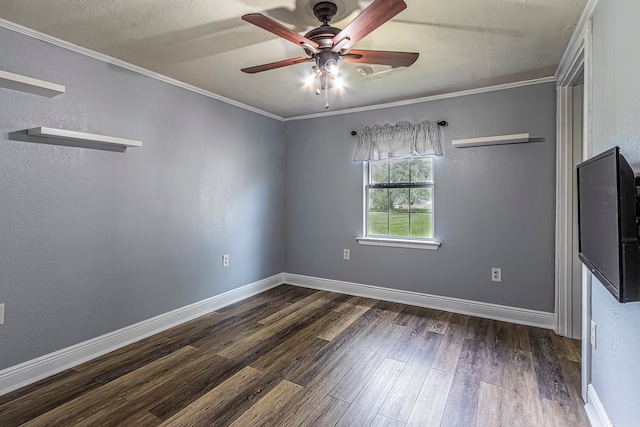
304, 73, 317, 87
316, 51, 340, 75
326, 59, 339, 76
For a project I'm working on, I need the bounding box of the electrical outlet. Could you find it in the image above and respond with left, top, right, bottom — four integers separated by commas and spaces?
222, 254, 229, 267
491, 268, 502, 282
0, 303, 4, 325
343, 249, 350, 260
590, 320, 597, 348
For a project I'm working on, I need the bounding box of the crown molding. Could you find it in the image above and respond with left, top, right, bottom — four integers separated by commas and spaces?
556, 0, 599, 83
1, 17, 559, 123
0, 18, 284, 121
284, 76, 556, 121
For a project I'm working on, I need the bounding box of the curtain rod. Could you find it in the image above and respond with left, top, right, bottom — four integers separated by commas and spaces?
350, 120, 448, 136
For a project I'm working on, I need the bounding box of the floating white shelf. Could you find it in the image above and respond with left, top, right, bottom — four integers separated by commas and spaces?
0, 70, 65, 98
25, 127, 142, 149
452, 133, 530, 148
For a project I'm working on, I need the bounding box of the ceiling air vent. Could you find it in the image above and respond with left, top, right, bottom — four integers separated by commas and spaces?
355, 65, 406, 80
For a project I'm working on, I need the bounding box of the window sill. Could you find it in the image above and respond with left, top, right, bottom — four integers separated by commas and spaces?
355, 237, 441, 250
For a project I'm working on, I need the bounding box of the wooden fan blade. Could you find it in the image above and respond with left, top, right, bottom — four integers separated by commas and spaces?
332, 0, 407, 51
342, 49, 419, 67
242, 13, 320, 53
241, 57, 312, 74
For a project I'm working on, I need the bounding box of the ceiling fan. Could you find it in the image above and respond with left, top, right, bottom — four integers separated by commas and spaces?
241, 0, 419, 103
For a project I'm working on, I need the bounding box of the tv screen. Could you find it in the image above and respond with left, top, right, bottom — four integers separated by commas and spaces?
577, 146, 639, 302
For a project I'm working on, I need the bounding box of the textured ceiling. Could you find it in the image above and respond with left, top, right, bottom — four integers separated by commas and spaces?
0, 0, 587, 119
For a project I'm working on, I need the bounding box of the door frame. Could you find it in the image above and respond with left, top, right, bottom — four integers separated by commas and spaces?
555, 0, 597, 401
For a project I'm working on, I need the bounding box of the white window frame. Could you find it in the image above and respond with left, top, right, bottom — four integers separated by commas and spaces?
356, 157, 441, 250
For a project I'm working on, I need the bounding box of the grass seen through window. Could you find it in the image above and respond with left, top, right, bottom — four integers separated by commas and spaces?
368, 211, 432, 238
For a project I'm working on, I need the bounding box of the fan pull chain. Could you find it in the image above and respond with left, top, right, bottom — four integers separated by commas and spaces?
324, 88, 330, 109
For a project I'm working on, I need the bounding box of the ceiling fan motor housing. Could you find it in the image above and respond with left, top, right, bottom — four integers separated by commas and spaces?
304, 24, 341, 52
303, 1, 342, 54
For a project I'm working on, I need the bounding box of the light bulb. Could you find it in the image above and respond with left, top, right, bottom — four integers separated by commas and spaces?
326, 59, 338, 76
304, 73, 316, 87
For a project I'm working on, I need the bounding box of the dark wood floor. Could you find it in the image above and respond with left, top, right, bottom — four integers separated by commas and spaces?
0, 285, 589, 426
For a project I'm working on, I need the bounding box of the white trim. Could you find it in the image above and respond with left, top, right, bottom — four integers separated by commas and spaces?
0, 272, 558, 397
582, 16, 595, 402
26, 127, 142, 148
282, 273, 555, 329
356, 237, 440, 250
362, 163, 368, 239
555, 0, 597, 343
0, 18, 282, 121
585, 384, 613, 427
451, 133, 529, 148
555, 84, 578, 339
555, 0, 597, 400
0, 274, 282, 397
0, 18, 557, 123
284, 77, 556, 121
556, 0, 599, 84
582, 266, 593, 400
0, 69, 65, 97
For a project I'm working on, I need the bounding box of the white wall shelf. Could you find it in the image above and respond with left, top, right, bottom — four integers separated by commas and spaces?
24, 127, 142, 150
0, 70, 65, 98
452, 133, 530, 148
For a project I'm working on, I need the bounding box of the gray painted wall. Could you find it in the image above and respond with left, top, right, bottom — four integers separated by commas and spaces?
0, 27, 285, 370
590, 0, 640, 425
284, 83, 557, 312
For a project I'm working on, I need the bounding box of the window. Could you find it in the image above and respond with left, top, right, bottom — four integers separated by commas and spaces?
365, 155, 434, 239
358, 155, 439, 250
353, 119, 443, 249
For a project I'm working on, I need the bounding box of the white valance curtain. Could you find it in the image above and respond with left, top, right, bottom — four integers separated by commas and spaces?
353, 120, 443, 161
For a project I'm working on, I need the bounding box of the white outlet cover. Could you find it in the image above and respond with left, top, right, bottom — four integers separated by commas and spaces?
491, 268, 502, 282
590, 320, 597, 348
0, 303, 4, 325
343, 249, 350, 260
222, 254, 229, 267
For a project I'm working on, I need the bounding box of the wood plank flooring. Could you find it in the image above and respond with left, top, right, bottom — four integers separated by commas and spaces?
0, 285, 589, 426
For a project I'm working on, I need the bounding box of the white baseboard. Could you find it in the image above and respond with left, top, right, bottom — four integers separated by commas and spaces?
0, 274, 282, 397
282, 273, 556, 329
0, 272, 557, 397
585, 384, 613, 427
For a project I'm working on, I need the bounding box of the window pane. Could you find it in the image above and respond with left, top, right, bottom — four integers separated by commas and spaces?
409, 188, 432, 213
410, 188, 433, 238
410, 214, 432, 238
411, 157, 433, 183
370, 160, 388, 184
390, 159, 411, 183
390, 188, 409, 236
368, 188, 388, 235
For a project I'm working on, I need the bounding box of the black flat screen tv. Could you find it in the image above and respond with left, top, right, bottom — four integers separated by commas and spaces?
577, 146, 640, 303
